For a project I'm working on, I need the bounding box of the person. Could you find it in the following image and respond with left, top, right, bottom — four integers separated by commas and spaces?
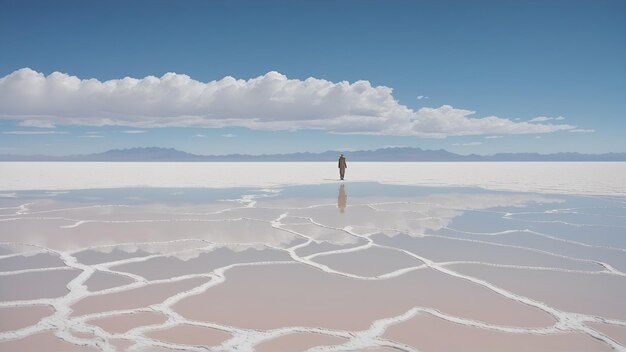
338, 154, 347, 180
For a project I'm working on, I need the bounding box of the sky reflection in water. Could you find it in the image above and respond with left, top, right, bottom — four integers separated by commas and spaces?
0, 183, 625, 351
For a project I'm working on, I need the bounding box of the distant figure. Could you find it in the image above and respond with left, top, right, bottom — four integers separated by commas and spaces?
338, 154, 347, 180
338, 184, 347, 213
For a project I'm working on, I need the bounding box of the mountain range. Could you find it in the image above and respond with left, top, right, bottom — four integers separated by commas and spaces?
1, 147, 625, 161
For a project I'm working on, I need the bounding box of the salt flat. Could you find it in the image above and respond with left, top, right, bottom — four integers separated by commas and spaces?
1, 162, 625, 195
0, 165, 625, 351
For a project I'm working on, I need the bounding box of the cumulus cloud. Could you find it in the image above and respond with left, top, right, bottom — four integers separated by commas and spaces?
0, 68, 579, 138
416, 95, 428, 100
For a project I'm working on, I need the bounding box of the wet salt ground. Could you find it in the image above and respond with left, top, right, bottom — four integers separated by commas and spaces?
0, 183, 624, 351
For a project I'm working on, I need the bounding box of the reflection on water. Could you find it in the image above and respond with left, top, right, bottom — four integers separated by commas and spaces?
338, 184, 347, 213
0, 183, 625, 351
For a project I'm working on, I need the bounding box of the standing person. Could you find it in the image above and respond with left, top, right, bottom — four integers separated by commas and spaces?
338, 154, 347, 180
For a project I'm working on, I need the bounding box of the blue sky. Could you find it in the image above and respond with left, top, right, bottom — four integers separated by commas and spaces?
0, 0, 624, 156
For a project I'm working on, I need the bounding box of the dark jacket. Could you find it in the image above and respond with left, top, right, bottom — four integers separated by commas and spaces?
338, 156, 347, 169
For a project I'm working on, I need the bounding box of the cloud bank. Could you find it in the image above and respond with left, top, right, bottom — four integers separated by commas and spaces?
2, 130, 69, 135
0, 68, 576, 137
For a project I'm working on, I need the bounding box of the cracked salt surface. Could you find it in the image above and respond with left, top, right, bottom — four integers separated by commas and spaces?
0, 179, 625, 351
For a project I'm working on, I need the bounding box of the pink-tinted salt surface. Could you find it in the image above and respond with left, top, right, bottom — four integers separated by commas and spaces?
144, 324, 231, 347
452, 264, 626, 321
0, 252, 65, 271
110, 247, 291, 280
84, 270, 135, 291
0, 305, 53, 332
0, 218, 299, 250
87, 311, 168, 334
374, 233, 601, 271
383, 312, 612, 352
281, 223, 359, 245
71, 277, 207, 316
586, 322, 626, 347
0, 331, 98, 352
107, 338, 135, 351
312, 246, 422, 277
0, 269, 79, 301
255, 332, 345, 352
174, 263, 554, 331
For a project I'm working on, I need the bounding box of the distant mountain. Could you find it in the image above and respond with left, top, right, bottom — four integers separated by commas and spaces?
1, 147, 625, 162
476, 152, 626, 162
83, 147, 202, 161
0, 147, 204, 161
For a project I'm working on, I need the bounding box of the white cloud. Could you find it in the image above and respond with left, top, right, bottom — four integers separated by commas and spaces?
18, 119, 56, 128
381, 145, 408, 149
569, 129, 595, 133
453, 141, 483, 146
193, 134, 206, 138
122, 130, 146, 134
2, 130, 69, 135
222, 133, 237, 138
79, 134, 104, 138
416, 95, 428, 100
529, 116, 565, 122
534, 136, 542, 139
0, 68, 578, 138
484, 135, 503, 139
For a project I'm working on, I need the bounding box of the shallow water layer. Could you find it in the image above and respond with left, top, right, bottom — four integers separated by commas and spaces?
0, 182, 625, 351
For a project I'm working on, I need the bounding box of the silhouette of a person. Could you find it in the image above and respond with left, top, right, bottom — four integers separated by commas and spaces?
338, 154, 347, 180
338, 184, 347, 213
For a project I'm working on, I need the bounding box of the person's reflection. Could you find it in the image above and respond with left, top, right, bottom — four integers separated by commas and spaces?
338, 184, 347, 213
